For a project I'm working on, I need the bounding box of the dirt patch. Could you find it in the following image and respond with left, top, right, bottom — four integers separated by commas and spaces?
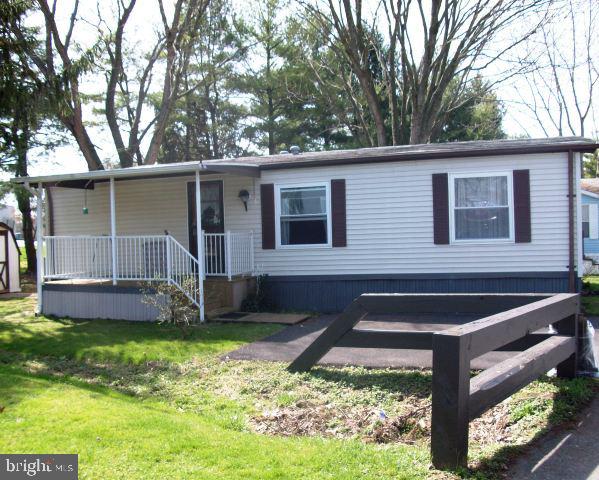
251, 393, 533, 449
252, 402, 375, 438
251, 395, 432, 443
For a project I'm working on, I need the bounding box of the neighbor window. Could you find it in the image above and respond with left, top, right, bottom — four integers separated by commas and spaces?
278, 184, 329, 246
451, 174, 512, 241
582, 204, 590, 239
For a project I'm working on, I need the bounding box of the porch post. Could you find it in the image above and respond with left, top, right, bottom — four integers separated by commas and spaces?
110, 177, 117, 285
195, 169, 205, 322
35, 184, 44, 314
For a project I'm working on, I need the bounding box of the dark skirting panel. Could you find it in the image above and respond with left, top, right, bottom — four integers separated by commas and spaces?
264, 272, 574, 313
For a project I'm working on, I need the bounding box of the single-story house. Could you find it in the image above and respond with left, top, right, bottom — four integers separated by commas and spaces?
11, 137, 598, 320
581, 179, 599, 264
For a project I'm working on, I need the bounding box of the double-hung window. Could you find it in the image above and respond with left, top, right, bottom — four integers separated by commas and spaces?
450, 173, 513, 242
582, 203, 599, 239
277, 184, 330, 247
582, 204, 590, 239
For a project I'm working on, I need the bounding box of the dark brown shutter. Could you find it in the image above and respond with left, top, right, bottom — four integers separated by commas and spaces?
331, 179, 347, 247
432, 173, 450, 245
513, 169, 531, 243
260, 183, 275, 249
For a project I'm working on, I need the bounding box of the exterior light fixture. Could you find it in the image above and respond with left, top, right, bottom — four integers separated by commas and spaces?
238, 189, 250, 211
82, 179, 93, 214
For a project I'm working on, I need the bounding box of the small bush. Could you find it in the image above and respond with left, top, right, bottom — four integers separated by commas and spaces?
241, 274, 273, 312
141, 279, 199, 336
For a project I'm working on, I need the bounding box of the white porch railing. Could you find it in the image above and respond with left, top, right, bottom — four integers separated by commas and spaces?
203, 232, 254, 279
43, 232, 254, 307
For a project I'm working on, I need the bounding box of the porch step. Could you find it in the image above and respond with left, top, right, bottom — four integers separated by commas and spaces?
206, 306, 236, 320
202, 276, 256, 313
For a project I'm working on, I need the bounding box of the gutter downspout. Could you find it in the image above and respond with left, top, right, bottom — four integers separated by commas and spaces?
568, 149, 576, 293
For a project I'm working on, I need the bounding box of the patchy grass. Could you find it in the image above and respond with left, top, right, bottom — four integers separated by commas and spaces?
0, 366, 428, 480
0, 296, 596, 479
18, 246, 36, 293
0, 297, 281, 364
582, 276, 599, 315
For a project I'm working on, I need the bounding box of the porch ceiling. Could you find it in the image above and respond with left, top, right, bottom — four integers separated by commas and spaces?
10, 161, 260, 188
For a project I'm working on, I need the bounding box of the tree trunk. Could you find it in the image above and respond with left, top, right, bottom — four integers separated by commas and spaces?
387, 44, 400, 145
15, 189, 36, 274
61, 114, 104, 170
267, 87, 275, 155
356, 69, 386, 146
13, 111, 36, 273
209, 83, 219, 159
266, 43, 276, 155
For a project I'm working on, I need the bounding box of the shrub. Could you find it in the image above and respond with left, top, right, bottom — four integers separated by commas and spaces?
141, 279, 199, 335
241, 274, 273, 312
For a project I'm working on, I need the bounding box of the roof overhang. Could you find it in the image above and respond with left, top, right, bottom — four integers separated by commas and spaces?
582, 189, 599, 199
10, 161, 261, 188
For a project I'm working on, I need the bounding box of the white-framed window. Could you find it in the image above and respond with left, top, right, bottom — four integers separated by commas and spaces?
583, 203, 599, 239
449, 172, 514, 243
275, 182, 331, 248
583, 204, 590, 239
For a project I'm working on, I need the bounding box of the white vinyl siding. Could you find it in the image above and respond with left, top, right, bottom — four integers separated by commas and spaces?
49, 152, 573, 276
254, 153, 571, 275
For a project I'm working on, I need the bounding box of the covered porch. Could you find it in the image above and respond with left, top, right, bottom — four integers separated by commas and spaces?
17, 160, 261, 321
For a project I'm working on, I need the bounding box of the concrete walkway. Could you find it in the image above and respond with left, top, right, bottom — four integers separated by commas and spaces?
507, 316, 599, 479
507, 394, 599, 479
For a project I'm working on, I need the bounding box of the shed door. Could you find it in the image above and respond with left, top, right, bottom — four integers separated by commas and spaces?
0, 231, 8, 293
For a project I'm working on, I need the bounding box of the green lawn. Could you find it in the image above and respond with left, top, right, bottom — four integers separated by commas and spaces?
0, 367, 426, 480
582, 276, 599, 315
0, 297, 280, 363
0, 297, 595, 479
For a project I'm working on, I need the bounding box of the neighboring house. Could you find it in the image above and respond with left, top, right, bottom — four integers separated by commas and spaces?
581, 179, 599, 261
11, 137, 598, 320
0, 204, 16, 230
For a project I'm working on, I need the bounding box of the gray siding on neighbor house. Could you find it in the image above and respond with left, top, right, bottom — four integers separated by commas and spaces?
265, 272, 571, 313
42, 284, 162, 321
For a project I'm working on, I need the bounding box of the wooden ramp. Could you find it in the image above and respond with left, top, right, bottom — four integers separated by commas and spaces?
215, 312, 310, 325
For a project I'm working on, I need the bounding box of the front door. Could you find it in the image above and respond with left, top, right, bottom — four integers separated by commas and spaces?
0, 231, 8, 293
187, 180, 224, 259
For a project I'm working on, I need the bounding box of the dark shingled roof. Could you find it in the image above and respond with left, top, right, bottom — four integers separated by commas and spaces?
203, 136, 598, 170
12, 136, 599, 186
581, 178, 599, 195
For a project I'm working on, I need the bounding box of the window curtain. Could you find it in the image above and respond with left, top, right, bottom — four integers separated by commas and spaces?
454, 176, 509, 240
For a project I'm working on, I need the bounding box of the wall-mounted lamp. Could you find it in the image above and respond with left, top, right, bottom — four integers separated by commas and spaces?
82, 180, 93, 214
238, 189, 250, 211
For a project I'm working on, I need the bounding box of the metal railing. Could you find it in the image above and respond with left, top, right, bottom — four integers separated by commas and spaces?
43, 232, 255, 307
203, 231, 254, 279
44, 236, 113, 280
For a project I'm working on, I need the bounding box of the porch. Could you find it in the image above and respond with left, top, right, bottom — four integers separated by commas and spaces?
17, 159, 263, 321
41, 232, 255, 318
43, 232, 254, 282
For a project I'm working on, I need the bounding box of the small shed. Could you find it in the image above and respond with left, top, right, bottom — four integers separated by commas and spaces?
0, 222, 21, 293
